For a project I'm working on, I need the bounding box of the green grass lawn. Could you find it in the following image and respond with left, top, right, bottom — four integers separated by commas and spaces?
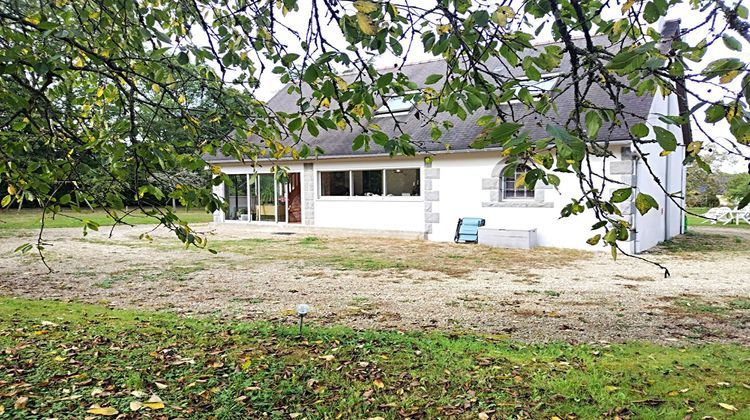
1, 299, 748, 418
687, 207, 750, 230
0, 208, 213, 230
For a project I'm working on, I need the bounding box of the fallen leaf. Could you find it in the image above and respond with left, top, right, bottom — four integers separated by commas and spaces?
86, 406, 119, 416
319, 355, 335, 362
478, 413, 489, 420
373, 379, 384, 389
716, 382, 731, 387
143, 394, 165, 410
367, 417, 385, 420
742, 383, 750, 389
604, 385, 619, 392
130, 390, 147, 398
14, 396, 28, 409
41, 320, 58, 327
289, 413, 302, 419
0, 405, 5, 414
154, 382, 168, 389
358, 362, 369, 368
90, 387, 103, 397
129, 401, 143, 411
718, 403, 737, 411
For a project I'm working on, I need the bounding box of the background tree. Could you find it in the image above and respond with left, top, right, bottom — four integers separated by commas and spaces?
726, 173, 750, 204
2, 0, 750, 273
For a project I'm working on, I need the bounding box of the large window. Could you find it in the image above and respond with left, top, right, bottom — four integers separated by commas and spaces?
501, 165, 535, 200
353, 170, 383, 196
320, 171, 350, 196
319, 168, 420, 197
385, 168, 420, 196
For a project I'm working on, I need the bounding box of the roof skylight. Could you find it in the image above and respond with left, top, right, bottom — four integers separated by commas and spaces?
374, 93, 416, 117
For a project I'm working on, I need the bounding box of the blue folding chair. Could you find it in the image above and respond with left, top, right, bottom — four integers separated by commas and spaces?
454, 217, 485, 243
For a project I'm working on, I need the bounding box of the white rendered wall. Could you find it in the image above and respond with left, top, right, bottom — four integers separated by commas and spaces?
427, 151, 613, 251
634, 92, 685, 253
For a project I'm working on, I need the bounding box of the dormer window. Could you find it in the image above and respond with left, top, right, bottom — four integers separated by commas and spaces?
517, 74, 559, 95
374, 92, 417, 117
495, 72, 559, 103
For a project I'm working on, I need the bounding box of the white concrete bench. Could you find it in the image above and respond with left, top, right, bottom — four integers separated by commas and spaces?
478, 227, 537, 249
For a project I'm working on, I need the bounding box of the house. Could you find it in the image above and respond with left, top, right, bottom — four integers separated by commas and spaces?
206, 20, 689, 253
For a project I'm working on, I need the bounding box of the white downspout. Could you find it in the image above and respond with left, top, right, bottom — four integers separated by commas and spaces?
664, 96, 672, 242
633, 154, 640, 254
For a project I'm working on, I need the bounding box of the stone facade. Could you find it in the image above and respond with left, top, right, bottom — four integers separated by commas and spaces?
423, 161, 440, 235
481, 161, 553, 208
303, 163, 315, 225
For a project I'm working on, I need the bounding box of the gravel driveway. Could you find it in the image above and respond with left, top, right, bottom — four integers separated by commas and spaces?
1, 223, 748, 345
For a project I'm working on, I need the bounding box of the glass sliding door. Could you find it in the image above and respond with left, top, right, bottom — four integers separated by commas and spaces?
256, 174, 276, 222
224, 172, 300, 224
287, 173, 301, 223
276, 179, 287, 223
224, 174, 249, 221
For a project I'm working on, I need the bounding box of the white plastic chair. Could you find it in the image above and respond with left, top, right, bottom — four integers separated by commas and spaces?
732, 208, 750, 225
701, 207, 733, 224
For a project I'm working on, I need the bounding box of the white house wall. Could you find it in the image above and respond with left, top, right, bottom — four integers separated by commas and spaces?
633, 92, 685, 253
428, 151, 611, 250
210, 130, 685, 253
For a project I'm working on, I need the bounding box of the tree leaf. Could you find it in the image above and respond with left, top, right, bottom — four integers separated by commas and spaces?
356, 12, 376, 35
377, 73, 393, 89
86, 406, 119, 416
718, 403, 737, 412
635, 192, 659, 215
611, 188, 632, 203
353, 0, 377, 13
653, 126, 677, 152
585, 111, 602, 139
722, 35, 742, 52
630, 123, 649, 138
425, 74, 443, 85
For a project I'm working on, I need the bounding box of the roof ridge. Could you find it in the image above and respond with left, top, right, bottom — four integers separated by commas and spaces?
363, 34, 612, 72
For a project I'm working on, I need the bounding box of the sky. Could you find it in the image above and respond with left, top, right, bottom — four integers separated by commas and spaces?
216, 0, 750, 173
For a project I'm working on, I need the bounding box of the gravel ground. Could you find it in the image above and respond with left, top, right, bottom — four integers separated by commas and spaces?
0, 223, 748, 345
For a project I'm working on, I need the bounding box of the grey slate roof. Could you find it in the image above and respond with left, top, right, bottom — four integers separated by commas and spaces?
206, 34, 661, 163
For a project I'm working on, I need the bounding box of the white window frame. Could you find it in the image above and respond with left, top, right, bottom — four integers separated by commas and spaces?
500, 165, 535, 201
373, 90, 419, 118
317, 167, 422, 201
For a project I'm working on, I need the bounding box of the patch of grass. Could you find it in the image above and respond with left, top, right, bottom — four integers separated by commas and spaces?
93, 273, 129, 289
730, 299, 750, 310
669, 297, 750, 315
0, 298, 748, 418
299, 236, 321, 245
673, 299, 727, 314
0, 208, 213, 230
203, 235, 587, 277
653, 231, 747, 254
